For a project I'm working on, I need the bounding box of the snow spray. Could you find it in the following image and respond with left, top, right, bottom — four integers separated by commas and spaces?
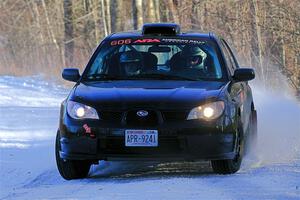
249, 82, 300, 167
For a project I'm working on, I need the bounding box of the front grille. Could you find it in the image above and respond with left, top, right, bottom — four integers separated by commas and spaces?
162, 111, 188, 122
101, 111, 123, 122
125, 110, 159, 126
99, 110, 188, 124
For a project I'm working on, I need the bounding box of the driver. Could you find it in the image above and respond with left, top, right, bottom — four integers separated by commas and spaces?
119, 51, 142, 76
180, 45, 206, 69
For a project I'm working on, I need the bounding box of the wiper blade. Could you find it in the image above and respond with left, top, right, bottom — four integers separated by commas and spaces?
127, 73, 198, 81
85, 74, 124, 81
85, 73, 199, 81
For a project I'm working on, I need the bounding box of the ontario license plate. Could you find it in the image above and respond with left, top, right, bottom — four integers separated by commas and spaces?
125, 130, 158, 147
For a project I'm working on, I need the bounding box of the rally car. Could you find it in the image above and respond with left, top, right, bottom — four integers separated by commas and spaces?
56, 23, 257, 180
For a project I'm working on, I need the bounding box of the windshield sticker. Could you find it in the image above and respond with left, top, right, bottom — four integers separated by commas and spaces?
161, 38, 206, 45
110, 38, 205, 46
133, 39, 160, 43
110, 38, 161, 46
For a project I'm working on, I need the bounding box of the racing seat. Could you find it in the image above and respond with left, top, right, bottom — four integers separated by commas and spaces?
106, 53, 123, 76
169, 52, 185, 72
203, 54, 216, 76
141, 52, 158, 72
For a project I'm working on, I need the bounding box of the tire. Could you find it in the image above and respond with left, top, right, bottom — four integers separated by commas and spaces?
55, 131, 91, 180
250, 110, 258, 148
247, 110, 258, 156
211, 119, 244, 174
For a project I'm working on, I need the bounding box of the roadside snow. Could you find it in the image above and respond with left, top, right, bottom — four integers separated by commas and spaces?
0, 76, 299, 200
0, 76, 66, 107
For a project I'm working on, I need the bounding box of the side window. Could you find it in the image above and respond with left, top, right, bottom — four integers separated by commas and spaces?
220, 40, 236, 75
223, 40, 239, 69
88, 46, 119, 76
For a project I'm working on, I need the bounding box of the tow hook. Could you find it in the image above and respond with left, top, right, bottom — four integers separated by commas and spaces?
83, 124, 96, 138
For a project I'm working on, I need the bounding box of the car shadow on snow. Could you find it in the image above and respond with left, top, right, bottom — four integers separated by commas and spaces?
86, 156, 261, 182
23, 159, 257, 188
21, 161, 215, 189
87, 161, 215, 181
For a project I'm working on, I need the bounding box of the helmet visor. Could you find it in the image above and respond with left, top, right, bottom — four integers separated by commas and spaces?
188, 56, 202, 66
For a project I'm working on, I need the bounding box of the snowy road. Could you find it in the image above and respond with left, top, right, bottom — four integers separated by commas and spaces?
0, 76, 300, 200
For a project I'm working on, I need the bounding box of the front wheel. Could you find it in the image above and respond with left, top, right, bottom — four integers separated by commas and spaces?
55, 131, 91, 180
211, 121, 244, 174
249, 110, 258, 150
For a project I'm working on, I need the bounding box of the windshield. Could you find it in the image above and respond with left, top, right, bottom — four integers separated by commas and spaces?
82, 37, 225, 81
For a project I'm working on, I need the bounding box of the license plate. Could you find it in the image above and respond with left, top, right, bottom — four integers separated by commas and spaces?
125, 130, 158, 147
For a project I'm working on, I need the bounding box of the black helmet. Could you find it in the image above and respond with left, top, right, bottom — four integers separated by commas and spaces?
181, 45, 203, 68
119, 51, 142, 75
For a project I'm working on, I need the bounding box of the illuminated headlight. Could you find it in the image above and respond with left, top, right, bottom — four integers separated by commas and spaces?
187, 101, 225, 120
67, 101, 99, 119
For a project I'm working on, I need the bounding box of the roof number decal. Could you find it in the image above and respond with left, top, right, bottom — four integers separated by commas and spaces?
111, 39, 132, 46
110, 38, 161, 46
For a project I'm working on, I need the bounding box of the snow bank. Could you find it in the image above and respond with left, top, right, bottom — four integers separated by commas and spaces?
0, 76, 67, 149
0, 75, 67, 107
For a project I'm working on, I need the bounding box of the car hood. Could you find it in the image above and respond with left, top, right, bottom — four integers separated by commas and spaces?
72, 80, 226, 110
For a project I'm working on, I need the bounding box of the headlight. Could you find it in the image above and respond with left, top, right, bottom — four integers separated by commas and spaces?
67, 101, 99, 119
187, 101, 225, 120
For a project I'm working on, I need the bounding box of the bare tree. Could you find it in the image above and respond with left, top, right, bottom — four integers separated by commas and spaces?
105, 0, 111, 34
91, 0, 101, 43
250, 0, 265, 82
153, 0, 161, 22
165, 0, 179, 23
63, 0, 74, 66
0, 0, 299, 92
110, 0, 123, 32
101, 0, 108, 36
146, 0, 156, 23
132, 0, 143, 29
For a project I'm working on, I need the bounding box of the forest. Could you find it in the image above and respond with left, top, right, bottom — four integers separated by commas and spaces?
0, 0, 299, 93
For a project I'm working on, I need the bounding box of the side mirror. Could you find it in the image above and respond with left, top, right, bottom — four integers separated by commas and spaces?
232, 68, 255, 82
62, 68, 80, 82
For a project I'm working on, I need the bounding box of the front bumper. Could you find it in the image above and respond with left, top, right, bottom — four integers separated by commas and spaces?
59, 117, 237, 161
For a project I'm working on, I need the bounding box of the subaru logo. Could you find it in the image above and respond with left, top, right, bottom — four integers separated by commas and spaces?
136, 110, 148, 117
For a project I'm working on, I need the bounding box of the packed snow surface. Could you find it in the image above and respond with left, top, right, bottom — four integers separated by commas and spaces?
0, 76, 299, 200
